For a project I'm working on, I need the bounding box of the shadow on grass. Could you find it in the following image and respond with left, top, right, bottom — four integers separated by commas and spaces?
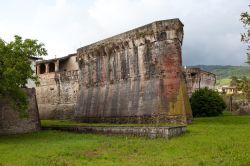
0, 130, 84, 143
0, 130, 147, 144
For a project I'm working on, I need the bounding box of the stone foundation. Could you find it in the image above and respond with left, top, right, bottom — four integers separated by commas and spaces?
75, 114, 192, 125
42, 125, 187, 138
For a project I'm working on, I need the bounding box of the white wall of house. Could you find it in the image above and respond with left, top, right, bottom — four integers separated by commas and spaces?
26, 60, 36, 88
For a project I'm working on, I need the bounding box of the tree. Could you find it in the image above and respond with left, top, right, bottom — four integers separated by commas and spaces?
229, 76, 250, 100
240, 5, 250, 101
238, 77, 250, 101
230, 76, 241, 87
240, 5, 250, 63
0, 35, 47, 115
190, 88, 226, 117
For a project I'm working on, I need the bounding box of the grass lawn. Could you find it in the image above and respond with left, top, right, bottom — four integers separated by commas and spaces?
1, 114, 250, 166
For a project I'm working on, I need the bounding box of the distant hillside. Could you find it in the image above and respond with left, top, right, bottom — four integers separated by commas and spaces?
188, 65, 250, 85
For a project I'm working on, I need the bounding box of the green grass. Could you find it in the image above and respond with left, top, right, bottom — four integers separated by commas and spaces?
216, 78, 231, 86
1, 114, 250, 165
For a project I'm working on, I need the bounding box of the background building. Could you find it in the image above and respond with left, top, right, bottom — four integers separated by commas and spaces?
184, 67, 216, 97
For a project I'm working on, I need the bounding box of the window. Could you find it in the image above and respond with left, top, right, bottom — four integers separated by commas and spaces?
191, 73, 196, 77
49, 63, 55, 73
40, 64, 46, 74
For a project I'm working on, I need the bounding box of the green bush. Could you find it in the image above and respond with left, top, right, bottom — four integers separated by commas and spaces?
190, 88, 226, 117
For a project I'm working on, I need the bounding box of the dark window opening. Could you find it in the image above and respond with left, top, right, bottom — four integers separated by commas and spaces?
59, 59, 67, 72
49, 63, 55, 73
191, 73, 197, 77
40, 64, 46, 74
158, 32, 167, 41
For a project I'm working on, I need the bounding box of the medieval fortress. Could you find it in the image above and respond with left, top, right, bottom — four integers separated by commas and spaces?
35, 19, 215, 124
1, 19, 216, 134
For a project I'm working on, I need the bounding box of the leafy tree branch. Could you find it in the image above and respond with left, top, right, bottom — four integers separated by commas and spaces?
0, 35, 47, 115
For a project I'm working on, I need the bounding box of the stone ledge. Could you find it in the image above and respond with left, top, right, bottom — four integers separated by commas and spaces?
42, 125, 186, 139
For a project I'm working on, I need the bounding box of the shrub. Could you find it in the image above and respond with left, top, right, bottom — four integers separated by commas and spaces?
190, 88, 226, 117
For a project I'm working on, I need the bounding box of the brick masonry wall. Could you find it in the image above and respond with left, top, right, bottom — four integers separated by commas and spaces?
75, 19, 192, 124
0, 88, 40, 135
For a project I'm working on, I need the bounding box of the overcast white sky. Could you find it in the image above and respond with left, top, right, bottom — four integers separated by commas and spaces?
0, 0, 249, 65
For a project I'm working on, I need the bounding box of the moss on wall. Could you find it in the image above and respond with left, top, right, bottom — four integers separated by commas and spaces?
168, 79, 192, 123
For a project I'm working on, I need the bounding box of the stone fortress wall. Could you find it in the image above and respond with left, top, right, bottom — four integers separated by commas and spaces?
36, 19, 194, 124
0, 88, 40, 135
75, 19, 192, 124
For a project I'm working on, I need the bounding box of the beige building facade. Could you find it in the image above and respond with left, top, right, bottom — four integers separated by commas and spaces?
35, 54, 79, 119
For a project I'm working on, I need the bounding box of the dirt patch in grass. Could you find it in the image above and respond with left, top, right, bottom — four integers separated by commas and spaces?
82, 149, 101, 158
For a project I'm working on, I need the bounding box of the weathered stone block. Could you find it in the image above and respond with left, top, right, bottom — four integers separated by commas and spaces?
0, 88, 40, 135
42, 125, 187, 138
